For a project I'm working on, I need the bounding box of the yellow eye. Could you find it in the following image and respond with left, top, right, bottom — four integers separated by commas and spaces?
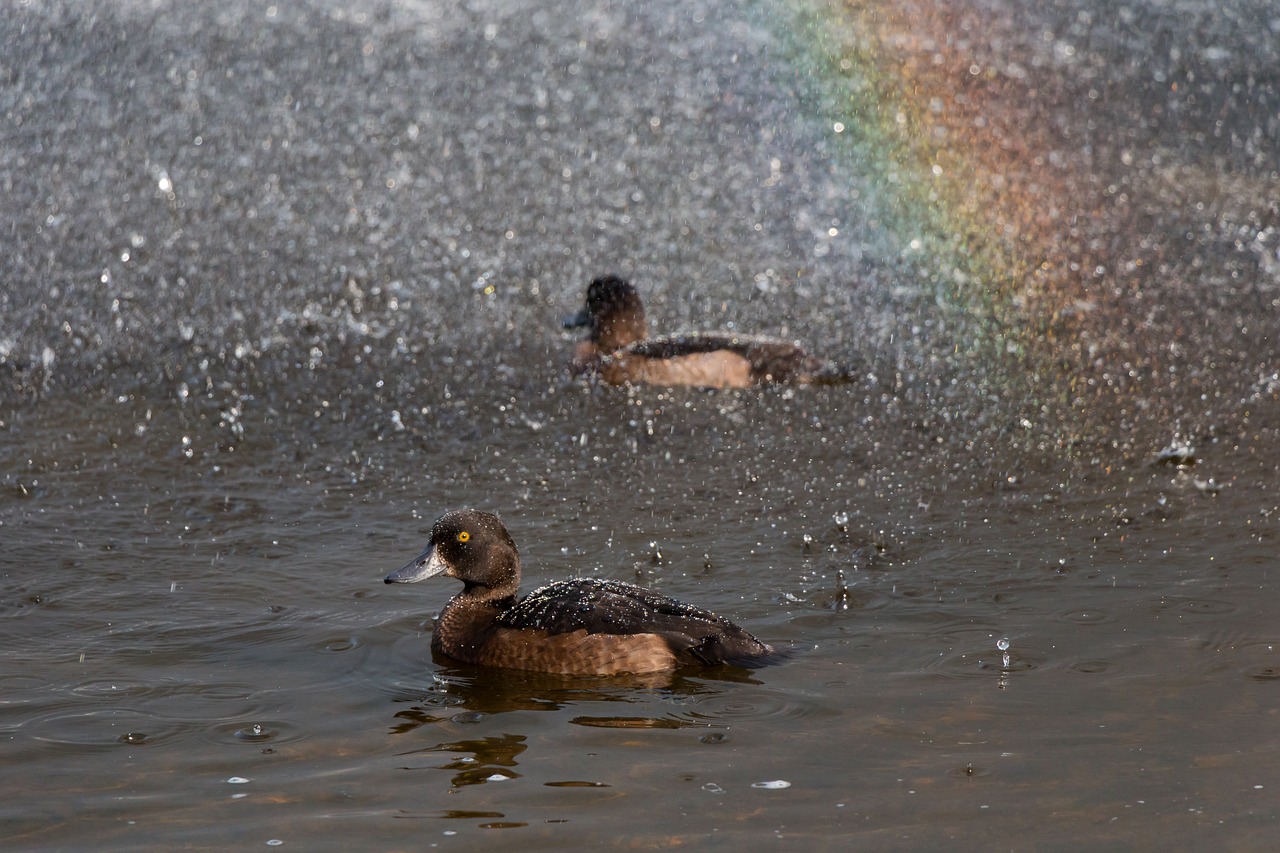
457, 531, 470, 543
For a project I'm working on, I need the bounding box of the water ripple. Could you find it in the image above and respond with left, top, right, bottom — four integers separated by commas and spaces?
203, 719, 303, 747
22, 708, 193, 751
1054, 608, 1115, 625
1065, 659, 1118, 675
669, 686, 834, 725
1154, 597, 1240, 618
918, 647, 1041, 680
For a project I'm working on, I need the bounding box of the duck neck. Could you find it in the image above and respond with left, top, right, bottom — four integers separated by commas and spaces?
433, 593, 508, 663
594, 308, 647, 352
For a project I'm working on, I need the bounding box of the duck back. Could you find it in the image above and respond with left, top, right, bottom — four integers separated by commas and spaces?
498, 578, 774, 668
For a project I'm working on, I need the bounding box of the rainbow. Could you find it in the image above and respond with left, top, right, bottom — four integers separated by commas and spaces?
773, 1, 1107, 359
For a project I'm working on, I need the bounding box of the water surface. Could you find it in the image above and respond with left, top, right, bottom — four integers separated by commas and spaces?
2, 0, 1278, 848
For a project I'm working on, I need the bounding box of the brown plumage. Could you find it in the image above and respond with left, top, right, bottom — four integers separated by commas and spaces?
384, 509, 775, 675
564, 275, 851, 388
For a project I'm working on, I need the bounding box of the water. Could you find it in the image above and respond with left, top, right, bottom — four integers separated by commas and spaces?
3, 0, 1279, 848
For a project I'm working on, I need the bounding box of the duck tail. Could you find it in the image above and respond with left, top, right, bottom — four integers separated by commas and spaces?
802, 361, 859, 386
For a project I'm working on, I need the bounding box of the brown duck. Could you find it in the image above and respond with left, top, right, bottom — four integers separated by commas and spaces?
564, 275, 850, 388
385, 509, 775, 675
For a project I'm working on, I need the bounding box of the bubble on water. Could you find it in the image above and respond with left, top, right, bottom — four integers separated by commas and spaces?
699, 732, 729, 745
752, 780, 791, 789
701, 783, 725, 794
227, 776, 250, 784
833, 511, 849, 530
266, 841, 283, 847
485, 774, 510, 782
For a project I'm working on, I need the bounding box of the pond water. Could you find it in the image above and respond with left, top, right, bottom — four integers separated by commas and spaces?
2, 0, 1278, 848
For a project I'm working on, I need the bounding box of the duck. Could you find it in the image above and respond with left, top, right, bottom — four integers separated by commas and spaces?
564, 275, 849, 388
384, 508, 775, 675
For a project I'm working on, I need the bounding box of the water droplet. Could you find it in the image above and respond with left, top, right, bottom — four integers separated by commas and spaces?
1155, 444, 1196, 466
234, 724, 274, 742
752, 780, 791, 790
996, 637, 1010, 652
119, 731, 147, 744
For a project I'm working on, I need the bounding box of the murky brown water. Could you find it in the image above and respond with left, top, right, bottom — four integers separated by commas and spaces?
3, 0, 1278, 848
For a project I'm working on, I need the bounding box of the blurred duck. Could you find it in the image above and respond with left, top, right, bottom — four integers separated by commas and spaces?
564, 275, 850, 388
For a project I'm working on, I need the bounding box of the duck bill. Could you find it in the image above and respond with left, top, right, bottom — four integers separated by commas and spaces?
562, 307, 592, 329
385, 544, 449, 584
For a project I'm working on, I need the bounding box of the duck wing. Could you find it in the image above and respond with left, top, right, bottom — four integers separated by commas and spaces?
623, 333, 826, 383
497, 578, 772, 665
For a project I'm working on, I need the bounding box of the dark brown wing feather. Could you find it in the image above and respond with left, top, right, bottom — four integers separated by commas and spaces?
497, 578, 772, 665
